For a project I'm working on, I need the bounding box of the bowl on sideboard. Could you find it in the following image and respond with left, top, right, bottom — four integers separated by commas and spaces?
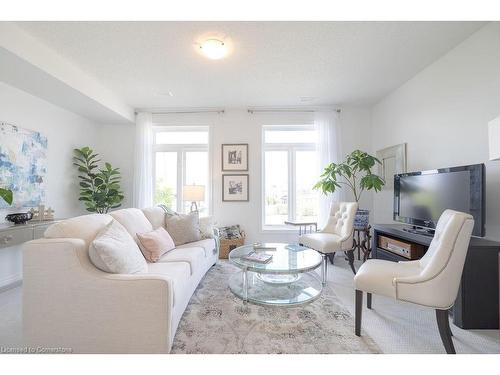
5, 212, 33, 225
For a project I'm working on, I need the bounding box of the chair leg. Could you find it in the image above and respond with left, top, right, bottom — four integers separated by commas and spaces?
321, 254, 328, 286
367, 293, 372, 309
328, 253, 335, 265
355, 289, 362, 336
346, 250, 356, 274
436, 309, 456, 354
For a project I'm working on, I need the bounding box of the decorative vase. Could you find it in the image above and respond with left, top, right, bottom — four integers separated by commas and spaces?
354, 209, 370, 230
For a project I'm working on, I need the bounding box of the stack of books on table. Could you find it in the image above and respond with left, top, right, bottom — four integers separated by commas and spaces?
242, 251, 273, 264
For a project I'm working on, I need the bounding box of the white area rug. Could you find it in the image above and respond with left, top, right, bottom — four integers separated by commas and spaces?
171, 261, 380, 354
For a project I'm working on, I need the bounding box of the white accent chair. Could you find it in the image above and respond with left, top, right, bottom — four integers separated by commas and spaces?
299, 201, 358, 285
354, 209, 474, 354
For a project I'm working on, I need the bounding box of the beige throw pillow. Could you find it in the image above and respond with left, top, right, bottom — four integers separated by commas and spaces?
137, 227, 176, 262
165, 212, 201, 246
89, 220, 148, 274
199, 216, 215, 239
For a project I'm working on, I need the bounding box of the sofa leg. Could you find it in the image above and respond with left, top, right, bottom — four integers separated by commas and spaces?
367, 293, 372, 309
346, 250, 356, 274
321, 254, 328, 286
355, 289, 362, 336
436, 309, 456, 354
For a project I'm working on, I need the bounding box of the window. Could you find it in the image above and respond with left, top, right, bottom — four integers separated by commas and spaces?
153, 126, 210, 215
262, 125, 319, 228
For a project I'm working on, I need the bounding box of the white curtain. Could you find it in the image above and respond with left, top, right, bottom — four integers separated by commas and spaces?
315, 111, 342, 228
133, 112, 154, 208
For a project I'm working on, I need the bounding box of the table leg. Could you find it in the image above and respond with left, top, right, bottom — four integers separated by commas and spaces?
357, 230, 361, 260
362, 228, 372, 262
242, 268, 248, 303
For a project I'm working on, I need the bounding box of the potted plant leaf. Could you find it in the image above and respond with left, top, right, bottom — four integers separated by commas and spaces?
0, 187, 13, 205
73, 147, 124, 214
314, 149, 385, 229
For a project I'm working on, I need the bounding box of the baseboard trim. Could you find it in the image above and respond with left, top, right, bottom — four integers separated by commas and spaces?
0, 275, 22, 293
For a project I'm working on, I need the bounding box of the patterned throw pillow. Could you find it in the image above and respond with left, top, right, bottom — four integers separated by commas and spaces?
164, 211, 202, 246
218, 225, 242, 239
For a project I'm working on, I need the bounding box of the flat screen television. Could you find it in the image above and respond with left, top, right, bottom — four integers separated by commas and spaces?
393, 163, 485, 237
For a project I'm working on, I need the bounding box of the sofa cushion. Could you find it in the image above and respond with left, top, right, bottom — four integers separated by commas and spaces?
157, 247, 205, 275
147, 262, 191, 307
110, 208, 153, 243
44, 213, 113, 245
137, 227, 176, 262
142, 207, 166, 229
177, 238, 216, 258
165, 212, 201, 246
89, 220, 148, 274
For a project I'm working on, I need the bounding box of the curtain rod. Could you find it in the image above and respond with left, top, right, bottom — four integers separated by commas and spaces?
247, 108, 341, 114
135, 108, 225, 115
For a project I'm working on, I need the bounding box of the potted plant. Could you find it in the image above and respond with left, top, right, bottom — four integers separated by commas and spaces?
314, 149, 385, 229
73, 147, 124, 214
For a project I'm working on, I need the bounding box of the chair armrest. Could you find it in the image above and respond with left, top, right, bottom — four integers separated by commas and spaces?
393, 271, 455, 309
393, 274, 427, 286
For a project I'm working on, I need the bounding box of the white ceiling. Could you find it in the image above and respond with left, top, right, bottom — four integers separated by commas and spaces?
16, 21, 485, 109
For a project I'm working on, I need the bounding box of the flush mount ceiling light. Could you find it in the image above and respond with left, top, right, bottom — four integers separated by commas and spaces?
198, 38, 229, 60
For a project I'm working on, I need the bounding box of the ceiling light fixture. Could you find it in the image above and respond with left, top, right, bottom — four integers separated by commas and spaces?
199, 38, 228, 60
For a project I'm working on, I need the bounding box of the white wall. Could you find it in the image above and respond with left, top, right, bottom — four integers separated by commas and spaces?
339, 106, 373, 213
371, 22, 500, 240
0, 81, 99, 288
96, 123, 135, 209
100, 107, 371, 244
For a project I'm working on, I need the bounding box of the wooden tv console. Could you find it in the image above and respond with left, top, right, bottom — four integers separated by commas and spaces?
372, 224, 500, 330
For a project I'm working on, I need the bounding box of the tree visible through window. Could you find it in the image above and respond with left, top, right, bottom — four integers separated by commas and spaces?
262, 125, 318, 227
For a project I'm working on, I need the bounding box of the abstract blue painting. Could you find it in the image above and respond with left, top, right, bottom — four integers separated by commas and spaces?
0, 122, 47, 209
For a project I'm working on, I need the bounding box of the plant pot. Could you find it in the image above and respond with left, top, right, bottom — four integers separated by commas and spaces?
354, 209, 370, 230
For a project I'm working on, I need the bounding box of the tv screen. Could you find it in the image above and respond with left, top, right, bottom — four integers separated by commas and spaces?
394, 164, 485, 237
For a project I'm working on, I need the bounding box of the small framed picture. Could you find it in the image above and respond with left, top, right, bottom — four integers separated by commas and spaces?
222, 174, 249, 202
222, 144, 248, 171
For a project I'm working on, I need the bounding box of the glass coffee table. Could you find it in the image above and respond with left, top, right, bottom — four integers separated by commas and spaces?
228, 243, 323, 306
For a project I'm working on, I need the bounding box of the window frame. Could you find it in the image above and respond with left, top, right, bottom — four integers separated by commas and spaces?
261, 124, 317, 231
153, 125, 211, 215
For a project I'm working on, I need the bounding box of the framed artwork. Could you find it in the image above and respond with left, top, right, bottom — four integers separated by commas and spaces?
376, 143, 407, 189
0, 122, 48, 209
222, 143, 248, 171
222, 174, 249, 201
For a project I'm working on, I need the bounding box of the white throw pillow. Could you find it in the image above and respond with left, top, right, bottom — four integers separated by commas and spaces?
89, 219, 148, 274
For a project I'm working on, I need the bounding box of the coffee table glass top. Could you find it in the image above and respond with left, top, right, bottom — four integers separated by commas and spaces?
228, 243, 323, 306
228, 243, 322, 274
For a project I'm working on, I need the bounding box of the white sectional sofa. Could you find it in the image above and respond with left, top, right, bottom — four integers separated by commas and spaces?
22, 207, 218, 354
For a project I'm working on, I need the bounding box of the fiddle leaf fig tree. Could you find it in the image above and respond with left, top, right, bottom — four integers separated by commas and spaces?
313, 149, 385, 202
73, 147, 124, 214
0, 187, 13, 205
